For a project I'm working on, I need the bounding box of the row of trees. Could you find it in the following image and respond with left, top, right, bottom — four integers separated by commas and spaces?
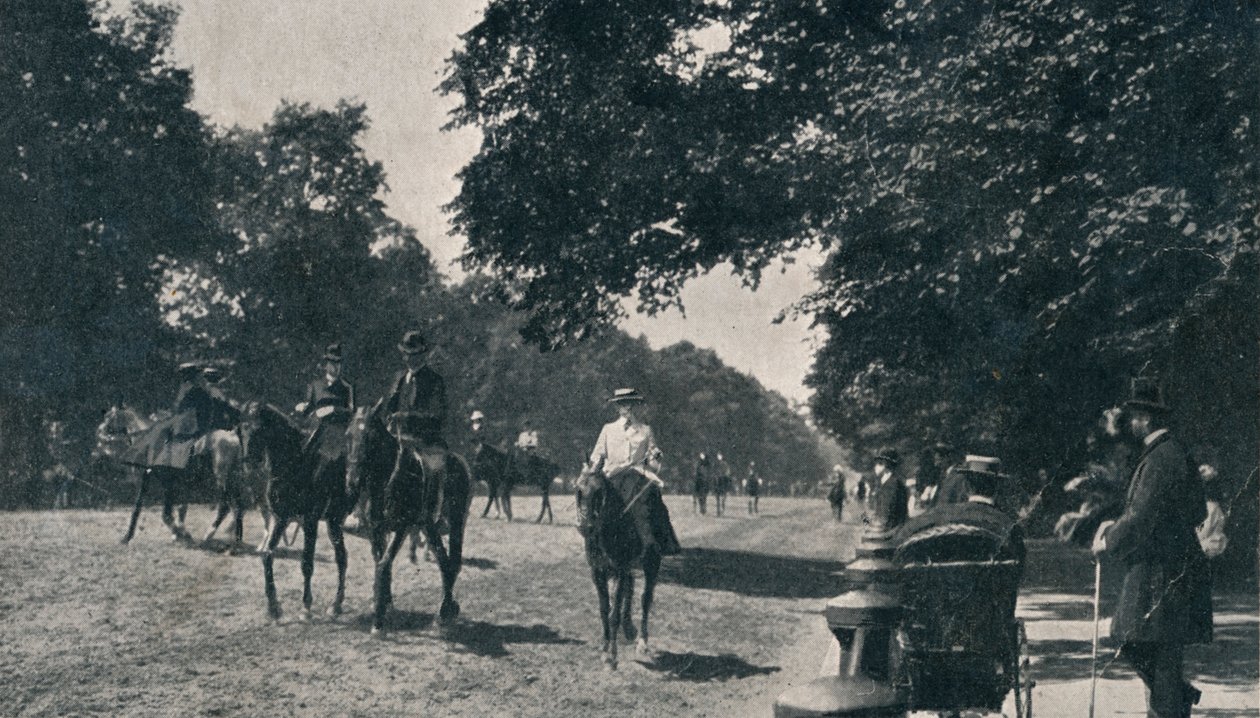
443, 0, 1257, 568
0, 0, 830, 507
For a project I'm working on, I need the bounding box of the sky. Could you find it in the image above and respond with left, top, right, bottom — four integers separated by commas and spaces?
166, 0, 825, 404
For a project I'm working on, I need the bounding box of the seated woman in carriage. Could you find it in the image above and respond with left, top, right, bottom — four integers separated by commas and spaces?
892, 454, 1031, 718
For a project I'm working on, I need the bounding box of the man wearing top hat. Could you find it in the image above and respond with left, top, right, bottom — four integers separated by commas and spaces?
581, 387, 682, 555
1092, 377, 1212, 718
382, 330, 449, 522
864, 447, 909, 536
295, 342, 355, 468
203, 366, 242, 433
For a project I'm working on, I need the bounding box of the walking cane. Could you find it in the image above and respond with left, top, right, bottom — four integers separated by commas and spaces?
1089, 557, 1102, 718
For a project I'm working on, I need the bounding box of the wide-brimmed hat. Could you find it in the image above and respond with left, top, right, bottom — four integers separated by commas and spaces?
398, 330, 428, 355
873, 447, 901, 467
470, 410, 485, 422
1123, 376, 1170, 413
202, 366, 225, 384
608, 387, 645, 404
177, 362, 202, 380
958, 454, 1007, 477
323, 342, 344, 362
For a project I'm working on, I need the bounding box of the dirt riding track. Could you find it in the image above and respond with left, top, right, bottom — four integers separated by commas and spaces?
2, 496, 852, 717
5, 497, 1257, 717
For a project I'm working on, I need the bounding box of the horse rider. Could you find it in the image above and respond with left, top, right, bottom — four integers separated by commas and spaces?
382, 330, 448, 527
45, 418, 76, 509
1093, 377, 1212, 718
863, 447, 909, 537
203, 366, 243, 432
745, 461, 762, 515
579, 387, 682, 555
516, 419, 541, 455
126, 362, 216, 472
294, 342, 355, 472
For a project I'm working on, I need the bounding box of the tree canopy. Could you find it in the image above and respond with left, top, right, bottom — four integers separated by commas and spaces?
443, 0, 1258, 464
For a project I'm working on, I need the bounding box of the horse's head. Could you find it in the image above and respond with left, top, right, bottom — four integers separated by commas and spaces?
346, 400, 391, 493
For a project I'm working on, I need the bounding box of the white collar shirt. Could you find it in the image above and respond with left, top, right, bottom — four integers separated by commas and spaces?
1143, 428, 1169, 447
590, 418, 659, 476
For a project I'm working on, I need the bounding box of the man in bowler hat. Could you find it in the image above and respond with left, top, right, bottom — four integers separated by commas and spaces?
1093, 377, 1213, 717
865, 447, 909, 536
295, 342, 355, 471
382, 330, 449, 524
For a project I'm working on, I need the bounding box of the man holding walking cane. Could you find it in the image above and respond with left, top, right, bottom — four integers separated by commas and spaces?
1092, 376, 1213, 718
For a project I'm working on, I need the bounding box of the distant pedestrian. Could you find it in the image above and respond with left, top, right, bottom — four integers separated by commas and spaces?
863, 448, 908, 536
692, 452, 711, 514
827, 464, 846, 521
714, 452, 731, 516
745, 461, 762, 515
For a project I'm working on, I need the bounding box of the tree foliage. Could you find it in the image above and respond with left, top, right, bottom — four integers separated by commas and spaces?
443, 0, 1258, 470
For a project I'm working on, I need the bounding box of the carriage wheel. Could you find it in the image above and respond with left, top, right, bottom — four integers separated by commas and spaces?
1012, 621, 1033, 718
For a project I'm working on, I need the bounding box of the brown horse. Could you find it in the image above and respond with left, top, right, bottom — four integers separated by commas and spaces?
575, 464, 661, 670
472, 442, 511, 519
347, 401, 472, 634
247, 404, 358, 620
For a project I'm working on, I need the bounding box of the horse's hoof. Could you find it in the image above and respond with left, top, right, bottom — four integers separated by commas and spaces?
300, 608, 313, 622
439, 600, 461, 622
267, 604, 283, 622
635, 639, 656, 662
603, 655, 617, 671
370, 626, 384, 638
326, 604, 343, 618
623, 622, 637, 641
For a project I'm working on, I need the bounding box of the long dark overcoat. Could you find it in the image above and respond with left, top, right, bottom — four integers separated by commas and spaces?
1106, 433, 1213, 645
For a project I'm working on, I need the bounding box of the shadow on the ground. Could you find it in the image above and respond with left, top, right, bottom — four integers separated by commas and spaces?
1027, 621, 1258, 688
437, 619, 584, 658
658, 547, 845, 599
193, 537, 327, 563
462, 556, 498, 570
640, 650, 781, 682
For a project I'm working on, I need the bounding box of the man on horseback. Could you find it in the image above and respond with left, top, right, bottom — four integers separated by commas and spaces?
578, 387, 682, 556
203, 366, 243, 432
382, 330, 448, 527
295, 342, 355, 474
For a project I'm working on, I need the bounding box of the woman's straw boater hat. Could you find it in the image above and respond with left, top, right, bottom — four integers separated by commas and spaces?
608, 387, 645, 404
398, 330, 428, 355
177, 362, 202, 380
470, 410, 485, 422
323, 342, 344, 362
959, 455, 1008, 478
1123, 376, 1170, 414
202, 366, 226, 384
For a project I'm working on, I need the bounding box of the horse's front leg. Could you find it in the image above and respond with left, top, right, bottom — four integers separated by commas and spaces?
161, 475, 188, 542
372, 529, 408, 635
502, 489, 514, 521
593, 568, 614, 669
327, 517, 348, 617
261, 516, 288, 620
621, 570, 637, 642
300, 515, 320, 619
121, 468, 151, 544
422, 523, 461, 623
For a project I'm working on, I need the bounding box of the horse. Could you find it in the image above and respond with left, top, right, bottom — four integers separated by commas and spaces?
244, 403, 358, 620
346, 402, 472, 634
472, 442, 512, 519
575, 464, 661, 670
120, 420, 253, 549
503, 448, 562, 524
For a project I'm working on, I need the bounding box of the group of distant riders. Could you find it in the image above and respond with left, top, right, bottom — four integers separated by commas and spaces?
83, 330, 682, 556
690, 452, 763, 516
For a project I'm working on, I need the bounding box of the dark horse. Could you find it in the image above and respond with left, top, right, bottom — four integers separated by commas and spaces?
347, 402, 472, 634
504, 449, 562, 523
246, 404, 358, 620
473, 442, 511, 519
575, 464, 661, 670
